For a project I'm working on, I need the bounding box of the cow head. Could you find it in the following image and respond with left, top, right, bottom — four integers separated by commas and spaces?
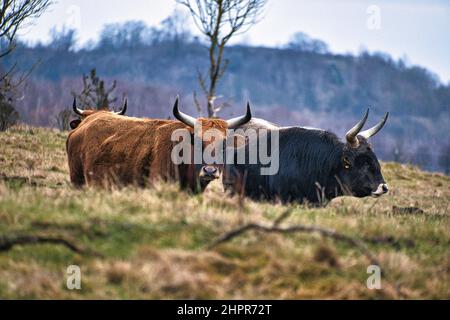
337, 109, 389, 198
172, 97, 252, 190
70, 97, 128, 129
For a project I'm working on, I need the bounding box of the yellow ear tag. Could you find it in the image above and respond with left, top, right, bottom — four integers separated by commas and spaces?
343, 159, 351, 169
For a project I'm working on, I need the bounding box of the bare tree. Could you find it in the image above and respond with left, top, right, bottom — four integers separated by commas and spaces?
72, 68, 118, 110
0, 68, 22, 131
0, 90, 19, 131
54, 109, 71, 131
177, 0, 266, 117
0, 0, 52, 69
0, 0, 52, 128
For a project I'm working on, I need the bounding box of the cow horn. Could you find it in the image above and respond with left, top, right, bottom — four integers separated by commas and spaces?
114, 98, 127, 115
72, 97, 84, 116
359, 112, 389, 139
345, 109, 369, 148
173, 96, 196, 128
226, 102, 252, 129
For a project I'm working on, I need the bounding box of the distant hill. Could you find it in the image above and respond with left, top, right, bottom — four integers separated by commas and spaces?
3, 23, 450, 172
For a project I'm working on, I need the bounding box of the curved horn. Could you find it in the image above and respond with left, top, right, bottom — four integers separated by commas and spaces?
72, 97, 84, 116
345, 109, 369, 148
359, 112, 389, 139
226, 101, 252, 129
114, 98, 127, 115
173, 96, 196, 128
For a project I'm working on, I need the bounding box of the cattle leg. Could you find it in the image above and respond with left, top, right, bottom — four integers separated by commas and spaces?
69, 160, 85, 187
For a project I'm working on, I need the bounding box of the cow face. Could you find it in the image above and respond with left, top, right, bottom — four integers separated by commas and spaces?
337, 110, 389, 198
173, 98, 252, 189
195, 118, 228, 183
339, 138, 388, 197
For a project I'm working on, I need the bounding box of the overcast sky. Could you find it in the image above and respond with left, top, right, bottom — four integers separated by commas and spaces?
18, 0, 450, 83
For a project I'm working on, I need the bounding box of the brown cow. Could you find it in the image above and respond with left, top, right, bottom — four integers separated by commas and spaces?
66, 97, 252, 192
69, 97, 127, 130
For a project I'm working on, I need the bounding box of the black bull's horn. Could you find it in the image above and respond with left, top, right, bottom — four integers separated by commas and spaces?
72, 97, 84, 116
114, 99, 127, 115
345, 109, 389, 148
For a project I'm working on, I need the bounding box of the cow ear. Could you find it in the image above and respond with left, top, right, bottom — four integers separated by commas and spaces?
70, 119, 82, 130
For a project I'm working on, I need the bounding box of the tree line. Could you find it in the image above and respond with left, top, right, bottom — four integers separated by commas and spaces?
1, 3, 449, 173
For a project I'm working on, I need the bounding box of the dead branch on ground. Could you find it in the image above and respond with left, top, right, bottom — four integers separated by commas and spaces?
0, 233, 103, 257
209, 221, 380, 266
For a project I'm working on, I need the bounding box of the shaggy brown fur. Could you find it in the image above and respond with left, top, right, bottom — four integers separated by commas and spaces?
66, 111, 228, 192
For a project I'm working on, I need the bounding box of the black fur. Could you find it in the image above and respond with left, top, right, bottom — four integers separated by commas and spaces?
224, 126, 386, 204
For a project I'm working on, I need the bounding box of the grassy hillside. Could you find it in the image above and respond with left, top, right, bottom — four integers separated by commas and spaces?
0, 126, 448, 299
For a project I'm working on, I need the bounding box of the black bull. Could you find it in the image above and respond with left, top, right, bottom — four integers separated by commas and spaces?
223, 111, 389, 204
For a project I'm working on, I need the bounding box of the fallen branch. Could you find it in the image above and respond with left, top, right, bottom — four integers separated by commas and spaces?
209, 222, 380, 266
209, 217, 410, 298
0, 234, 103, 257
363, 235, 415, 249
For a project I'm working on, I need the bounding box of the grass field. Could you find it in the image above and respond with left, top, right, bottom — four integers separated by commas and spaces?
0, 125, 449, 299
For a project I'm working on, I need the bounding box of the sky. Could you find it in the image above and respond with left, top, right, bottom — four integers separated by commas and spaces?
18, 0, 450, 83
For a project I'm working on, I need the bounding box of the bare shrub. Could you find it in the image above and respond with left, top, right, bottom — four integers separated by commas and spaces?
54, 109, 72, 131
0, 93, 19, 131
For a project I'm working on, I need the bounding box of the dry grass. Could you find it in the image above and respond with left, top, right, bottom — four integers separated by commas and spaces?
0, 125, 449, 299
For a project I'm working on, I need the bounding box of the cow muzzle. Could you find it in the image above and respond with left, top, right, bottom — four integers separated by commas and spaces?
371, 183, 389, 197
199, 166, 220, 182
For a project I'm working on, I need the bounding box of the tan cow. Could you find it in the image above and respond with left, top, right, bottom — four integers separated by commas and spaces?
66, 97, 252, 192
